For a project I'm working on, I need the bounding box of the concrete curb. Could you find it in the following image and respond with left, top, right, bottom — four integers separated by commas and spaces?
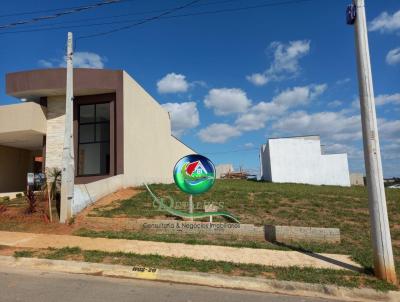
0, 256, 398, 302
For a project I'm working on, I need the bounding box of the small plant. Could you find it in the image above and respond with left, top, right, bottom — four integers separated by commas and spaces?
46, 168, 62, 202
25, 189, 36, 213
16, 193, 23, 198
68, 216, 76, 225
1, 196, 10, 202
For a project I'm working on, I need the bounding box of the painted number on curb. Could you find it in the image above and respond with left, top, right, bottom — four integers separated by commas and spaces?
132, 266, 158, 279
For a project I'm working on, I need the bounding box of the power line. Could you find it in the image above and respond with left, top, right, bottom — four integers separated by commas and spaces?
0, 0, 131, 29
77, 0, 201, 40
2, 0, 249, 29
0, 1, 120, 18
0, 0, 314, 36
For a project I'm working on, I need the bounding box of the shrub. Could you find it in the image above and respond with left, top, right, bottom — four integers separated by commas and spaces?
16, 193, 23, 198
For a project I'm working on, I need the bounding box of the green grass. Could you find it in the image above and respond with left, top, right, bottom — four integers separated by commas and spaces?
74, 228, 287, 250
87, 180, 400, 280
13, 247, 397, 292
44, 246, 82, 259
14, 250, 33, 258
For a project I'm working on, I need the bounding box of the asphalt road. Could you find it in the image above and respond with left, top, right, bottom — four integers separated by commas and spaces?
1, 266, 340, 302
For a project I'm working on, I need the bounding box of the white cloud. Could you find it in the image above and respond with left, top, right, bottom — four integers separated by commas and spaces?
204, 88, 251, 116
336, 78, 351, 85
386, 47, 400, 65
375, 93, 400, 106
243, 142, 255, 148
369, 10, 400, 33
39, 51, 106, 69
381, 143, 400, 160
272, 111, 362, 143
71, 52, 105, 68
378, 119, 400, 141
328, 100, 343, 108
378, 119, 400, 162
246, 40, 310, 86
235, 84, 326, 131
38, 59, 55, 68
324, 143, 363, 159
162, 102, 199, 137
272, 84, 326, 107
157, 73, 189, 94
246, 73, 268, 86
198, 123, 241, 143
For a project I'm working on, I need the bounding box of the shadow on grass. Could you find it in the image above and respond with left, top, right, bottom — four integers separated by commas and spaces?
271, 240, 366, 274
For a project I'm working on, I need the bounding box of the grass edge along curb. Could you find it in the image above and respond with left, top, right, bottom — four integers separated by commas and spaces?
1, 255, 399, 302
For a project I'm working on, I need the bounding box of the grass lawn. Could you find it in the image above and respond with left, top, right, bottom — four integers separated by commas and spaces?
86, 180, 400, 280
10, 246, 397, 291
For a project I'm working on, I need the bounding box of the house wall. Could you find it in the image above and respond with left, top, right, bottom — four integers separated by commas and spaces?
216, 164, 234, 179
260, 144, 272, 181
0, 102, 47, 135
45, 96, 65, 170
122, 72, 194, 187
73, 175, 123, 215
0, 145, 33, 193
350, 173, 365, 186
261, 138, 350, 186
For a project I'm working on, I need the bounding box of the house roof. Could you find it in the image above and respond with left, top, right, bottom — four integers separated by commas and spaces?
186, 160, 207, 175
6, 68, 123, 100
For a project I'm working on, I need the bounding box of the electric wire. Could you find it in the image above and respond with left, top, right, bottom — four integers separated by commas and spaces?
0, 0, 132, 29
0, 0, 314, 37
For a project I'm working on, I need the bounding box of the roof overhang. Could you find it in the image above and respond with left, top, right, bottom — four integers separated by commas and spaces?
6, 68, 123, 100
0, 102, 46, 150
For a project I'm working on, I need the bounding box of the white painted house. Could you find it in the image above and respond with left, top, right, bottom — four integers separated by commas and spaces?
260, 136, 350, 187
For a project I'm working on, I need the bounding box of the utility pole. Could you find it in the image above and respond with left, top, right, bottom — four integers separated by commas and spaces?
351, 0, 397, 284
60, 32, 75, 223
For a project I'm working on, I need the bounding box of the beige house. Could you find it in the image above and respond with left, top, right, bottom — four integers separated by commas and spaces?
0, 68, 194, 221
350, 173, 365, 186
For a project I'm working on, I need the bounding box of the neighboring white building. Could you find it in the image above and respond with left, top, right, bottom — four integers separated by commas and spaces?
350, 173, 365, 186
215, 164, 234, 179
260, 136, 350, 187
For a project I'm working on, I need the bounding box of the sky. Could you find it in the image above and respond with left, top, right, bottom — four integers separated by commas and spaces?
0, 0, 399, 177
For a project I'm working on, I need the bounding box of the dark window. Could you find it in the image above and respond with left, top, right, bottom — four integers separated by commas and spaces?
78, 103, 110, 176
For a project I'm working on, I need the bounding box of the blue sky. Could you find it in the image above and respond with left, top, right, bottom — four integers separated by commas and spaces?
0, 0, 399, 177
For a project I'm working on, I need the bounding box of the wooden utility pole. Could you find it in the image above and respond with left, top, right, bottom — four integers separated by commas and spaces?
352, 0, 397, 284
60, 32, 75, 223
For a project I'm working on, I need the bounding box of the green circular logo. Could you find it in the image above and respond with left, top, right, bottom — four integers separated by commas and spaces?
173, 154, 216, 195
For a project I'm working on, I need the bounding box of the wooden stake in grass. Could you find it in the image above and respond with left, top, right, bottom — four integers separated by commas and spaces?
189, 194, 193, 221
47, 182, 52, 222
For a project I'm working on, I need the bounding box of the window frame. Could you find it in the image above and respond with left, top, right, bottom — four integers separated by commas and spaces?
76, 100, 113, 177
73, 92, 115, 184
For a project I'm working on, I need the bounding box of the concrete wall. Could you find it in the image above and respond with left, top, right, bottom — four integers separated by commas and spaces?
0, 145, 34, 193
122, 72, 194, 187
261, 137, 350, 187
73, 175, 123, 215
45, 96, 65, 170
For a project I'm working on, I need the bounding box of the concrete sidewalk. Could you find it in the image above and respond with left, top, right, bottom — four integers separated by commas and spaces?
0, 231, 361, 271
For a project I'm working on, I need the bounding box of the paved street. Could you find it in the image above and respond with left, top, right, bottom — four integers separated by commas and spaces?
1, 266, 339, 302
